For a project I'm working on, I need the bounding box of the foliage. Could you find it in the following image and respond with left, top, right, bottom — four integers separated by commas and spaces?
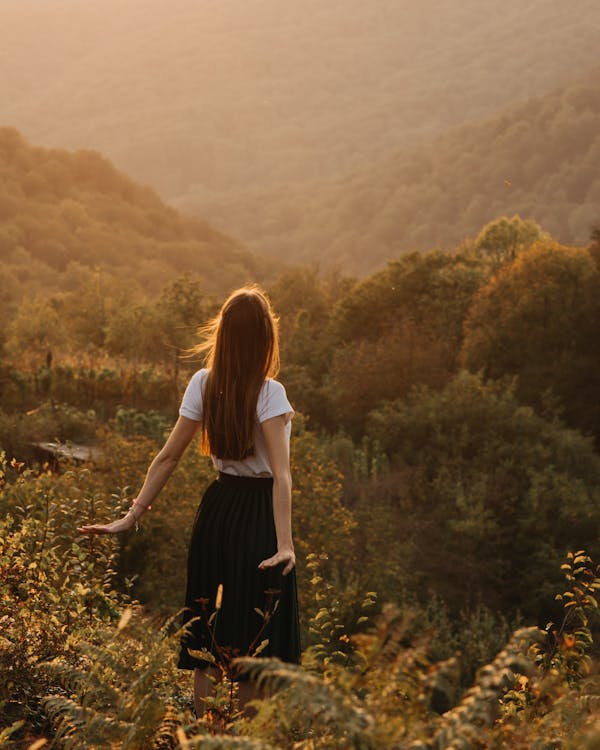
5, 224, 599, 451
302, 552, 377, 658
462, 240, 600, 442
0, 127, 269, 311
0, 402, 98, 461
533, 551, 600, 684
269, 266, 352, 427
366, 371, 600, 616
320, 249, 488, 435
113, 407, 170, 442
0, 454, 126, 739
104, 274, 220, 370
4, 1, 600, 275
0, 362, 181, 424
3, 442, 600, 748
475, 214, 544, 265
41, 609, 193, 750
287, 422, 357, 621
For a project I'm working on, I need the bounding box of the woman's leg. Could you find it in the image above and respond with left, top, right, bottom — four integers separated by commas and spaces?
237, 678, 264, 717
194, 667, 221, 717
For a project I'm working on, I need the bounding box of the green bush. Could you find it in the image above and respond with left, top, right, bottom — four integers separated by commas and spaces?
367, 372, 600, 618
0, 403, 98, 462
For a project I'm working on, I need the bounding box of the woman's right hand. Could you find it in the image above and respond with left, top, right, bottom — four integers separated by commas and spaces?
77, 511, 136, 535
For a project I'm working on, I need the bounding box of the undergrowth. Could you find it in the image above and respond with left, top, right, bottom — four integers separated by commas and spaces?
3, 453, 600, 749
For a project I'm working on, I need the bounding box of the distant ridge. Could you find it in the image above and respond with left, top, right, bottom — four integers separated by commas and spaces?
2, 0, 600, 275
0, 128, 270, 302
3, 0, 599, 198
205, 70, 600, 274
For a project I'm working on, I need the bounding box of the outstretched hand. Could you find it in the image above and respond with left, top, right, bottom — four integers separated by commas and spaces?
77, 512, 136, 535
258, 548, 295, 576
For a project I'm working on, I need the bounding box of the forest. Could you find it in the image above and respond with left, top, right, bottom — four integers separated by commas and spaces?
202, 69, 600, 273
2, 128, 600, 746
0, 128, 272, 307
3, 1, 600, 272
2, 4, 600, 739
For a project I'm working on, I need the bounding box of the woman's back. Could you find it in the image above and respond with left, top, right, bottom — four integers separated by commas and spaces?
179, 368, 294, 477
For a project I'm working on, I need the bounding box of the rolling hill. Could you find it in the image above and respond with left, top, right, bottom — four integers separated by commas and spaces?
186, 71, 600, 274
0, 128, 270, 305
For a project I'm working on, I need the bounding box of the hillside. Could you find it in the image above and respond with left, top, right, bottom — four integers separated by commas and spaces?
194, 71, 600, 274
2, 0, 600, 245
0, 128, 270, 306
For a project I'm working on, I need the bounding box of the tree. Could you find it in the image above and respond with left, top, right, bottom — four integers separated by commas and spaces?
461, 241, 600, 441
104, 301, 166, 365
267, 266, 352, 426
330, 250, 487, 349
322, 250, 488, 435
328, 319, 453, 438
590, 224, 600, 258
366, 372, 600, 617
4, 296, 68, 366
475, 215, 544, 265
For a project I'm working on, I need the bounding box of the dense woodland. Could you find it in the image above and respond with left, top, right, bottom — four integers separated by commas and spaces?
2, 129, 600, 744
0, 128, 271, 307
5, 0, 598, 192
2, 1, 600, 272
3, 5, 600, 741
200, 69, 600, 273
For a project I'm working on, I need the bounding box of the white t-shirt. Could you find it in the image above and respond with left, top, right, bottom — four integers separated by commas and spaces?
179, 368, 294, 477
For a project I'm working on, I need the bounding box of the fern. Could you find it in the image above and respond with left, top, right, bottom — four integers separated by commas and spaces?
0, 721, 25, 747
43, 694, 128, 747
151, 703, 180, 750
40, 608, 191, 749
420, 626, 541, 750
237, 657, 376, 749
177, 732, 276, 749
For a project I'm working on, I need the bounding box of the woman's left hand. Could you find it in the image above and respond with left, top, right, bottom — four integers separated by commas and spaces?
77, 512, 136, 535
258, 548, 296, 576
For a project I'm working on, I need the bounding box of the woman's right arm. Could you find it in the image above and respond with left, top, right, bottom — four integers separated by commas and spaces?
78, 415, 201, 535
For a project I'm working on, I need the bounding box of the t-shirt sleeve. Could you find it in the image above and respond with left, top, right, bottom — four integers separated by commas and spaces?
179, 369, 206, 422
257, 380, 294, 424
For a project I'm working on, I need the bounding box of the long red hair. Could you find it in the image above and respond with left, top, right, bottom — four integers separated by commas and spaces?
192, 286, 280, 459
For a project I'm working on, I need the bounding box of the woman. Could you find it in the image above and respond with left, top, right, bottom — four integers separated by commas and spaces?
78, 286, 301, 717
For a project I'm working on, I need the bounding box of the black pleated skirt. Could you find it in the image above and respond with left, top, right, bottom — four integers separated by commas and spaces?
177, 472, 301, 677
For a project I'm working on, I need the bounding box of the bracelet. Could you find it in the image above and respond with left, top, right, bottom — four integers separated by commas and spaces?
128, 501, 151, 532
131, 500, 152, 514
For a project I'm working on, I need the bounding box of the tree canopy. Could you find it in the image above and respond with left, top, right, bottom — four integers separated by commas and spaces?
0, 128, 271, 308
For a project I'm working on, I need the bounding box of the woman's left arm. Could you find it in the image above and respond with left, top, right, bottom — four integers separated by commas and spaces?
78, 415, 201, 535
